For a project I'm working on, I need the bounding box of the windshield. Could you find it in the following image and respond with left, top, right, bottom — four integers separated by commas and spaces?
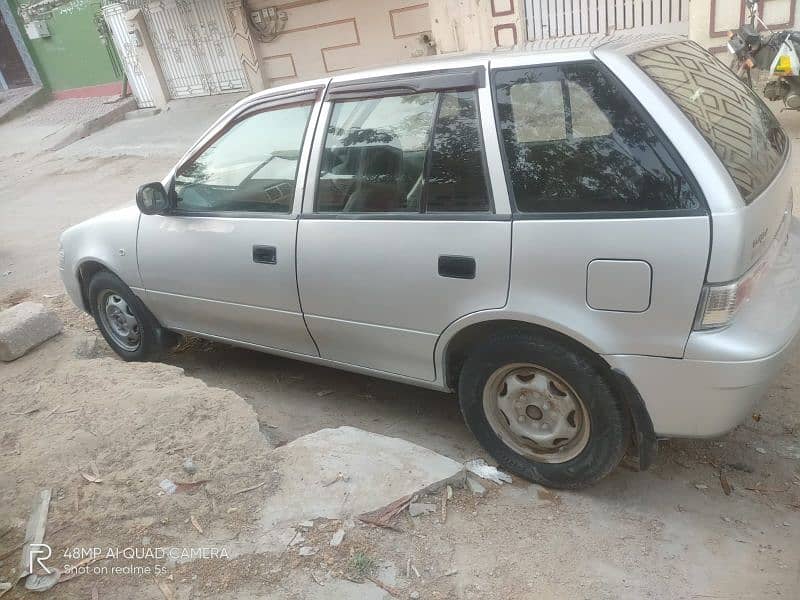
632, 40, 787, 204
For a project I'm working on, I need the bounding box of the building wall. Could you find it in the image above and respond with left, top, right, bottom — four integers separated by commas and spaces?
429, 0, 525, 53
1, 0, 40, 87
250, 0, 433, 85
16, 0, 120, 92
689, 0, 799, 52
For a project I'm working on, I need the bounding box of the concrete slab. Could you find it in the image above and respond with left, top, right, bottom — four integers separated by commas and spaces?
260, 426, 464, 531
0, 302, 62, 361
59, 93, 248, 160
261, 572, 389, 600
0, 95, 134, 158
48, 97, 137, 151
0, 86, 47, 124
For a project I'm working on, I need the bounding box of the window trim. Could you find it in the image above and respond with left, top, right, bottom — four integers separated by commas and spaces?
326, 66, 485, 102
490, 60, 709, 219
313, 85, 495, 217
167, 89, 321, 218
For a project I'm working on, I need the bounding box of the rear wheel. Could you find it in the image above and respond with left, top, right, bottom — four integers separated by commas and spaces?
88, 270, 169, 361
458, 330, 630, 489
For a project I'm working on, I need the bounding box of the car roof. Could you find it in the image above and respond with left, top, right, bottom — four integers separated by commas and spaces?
242, 31, 686, 104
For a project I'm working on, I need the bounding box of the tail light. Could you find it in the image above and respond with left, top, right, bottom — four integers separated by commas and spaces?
694, 262, 768, 329
694, 199, 792, 330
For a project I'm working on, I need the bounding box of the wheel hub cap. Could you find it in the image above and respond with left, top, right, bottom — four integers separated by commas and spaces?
98, 291, 140, 351
482, 363, 590, 463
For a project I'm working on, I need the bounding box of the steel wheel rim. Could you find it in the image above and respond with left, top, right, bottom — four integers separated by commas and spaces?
97, 290, 141, 352
482, 363, 590, 463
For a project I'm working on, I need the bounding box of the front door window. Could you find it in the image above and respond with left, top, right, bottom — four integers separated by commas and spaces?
174, 103, 313, 214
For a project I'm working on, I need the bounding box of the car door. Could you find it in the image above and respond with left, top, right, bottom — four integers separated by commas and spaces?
297, 66, 512, 381
492, 59, 710, 358
137, 89, 322, 355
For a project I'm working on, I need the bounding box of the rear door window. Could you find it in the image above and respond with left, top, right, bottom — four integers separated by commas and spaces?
493, 62, 701, 214
633, 40, 787, 204
316, 89, 491, 213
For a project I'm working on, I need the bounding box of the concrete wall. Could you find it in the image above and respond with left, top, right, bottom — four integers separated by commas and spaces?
16, 0, 121, 92
250, 0, 434, 85
689, 0, 800, 52
430, 0, 525, 53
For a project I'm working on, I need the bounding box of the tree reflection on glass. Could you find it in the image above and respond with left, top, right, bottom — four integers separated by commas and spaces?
495, 64, 699, 213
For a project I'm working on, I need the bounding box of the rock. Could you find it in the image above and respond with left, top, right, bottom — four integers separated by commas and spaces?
298, 546, 317, 556
755, 447, 767, 455
410, 592, 420, 599
464, 458, 512, 484
329, 528, 345, 547
260, 427, 465, 535
694, 483, 708, 490
0, 302, 62, 361
466, 476, 486, 496
24, 571, 60, 592
159, 479, 177, 495
182, 457, 197, 475
408, 502, 437, 517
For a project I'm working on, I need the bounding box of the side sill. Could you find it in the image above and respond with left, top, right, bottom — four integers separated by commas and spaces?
168, 327, 450, 393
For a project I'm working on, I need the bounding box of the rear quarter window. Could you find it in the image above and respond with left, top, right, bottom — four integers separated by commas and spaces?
493, 62, 701, 214
632, 40, 788, 204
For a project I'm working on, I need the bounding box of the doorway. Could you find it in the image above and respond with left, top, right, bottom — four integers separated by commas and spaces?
0, 9, 31, 88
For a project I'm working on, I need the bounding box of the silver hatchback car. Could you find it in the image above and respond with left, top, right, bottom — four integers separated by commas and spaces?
59, 35, 800, 488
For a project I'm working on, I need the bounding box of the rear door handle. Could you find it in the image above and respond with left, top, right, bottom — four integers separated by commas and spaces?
438, 255, 476, 279
253, 245, 277, 264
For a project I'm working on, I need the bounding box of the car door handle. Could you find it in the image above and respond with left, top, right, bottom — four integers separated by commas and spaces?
253, 245, 277, 264
438, 255, 475, 279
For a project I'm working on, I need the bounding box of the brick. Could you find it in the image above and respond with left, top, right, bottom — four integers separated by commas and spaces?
0, 302, 62, 361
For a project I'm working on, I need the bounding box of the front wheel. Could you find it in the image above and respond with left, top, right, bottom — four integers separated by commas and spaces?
458, 331, 631, 489
88, 270, 168, 361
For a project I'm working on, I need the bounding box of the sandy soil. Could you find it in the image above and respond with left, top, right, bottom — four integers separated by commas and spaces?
0, 96, 798, 599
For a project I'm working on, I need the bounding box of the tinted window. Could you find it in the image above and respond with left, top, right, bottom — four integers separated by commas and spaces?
174, 103, 312, 213
316, 90, 490, 213
426, 91, 491, 212
494, 63, 700, 213
633, 40, 787, 203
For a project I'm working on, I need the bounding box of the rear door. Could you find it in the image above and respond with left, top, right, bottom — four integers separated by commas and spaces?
137, 90, 321, 355
297, 66, 511, 381
492, 58, 711, 357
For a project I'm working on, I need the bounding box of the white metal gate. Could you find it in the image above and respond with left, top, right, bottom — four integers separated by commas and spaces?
102, 2, 156, 108
525, 0, 688, 40
143, 0, 248, 99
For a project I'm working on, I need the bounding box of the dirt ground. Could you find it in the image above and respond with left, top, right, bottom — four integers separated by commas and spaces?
0, 96, 799, 599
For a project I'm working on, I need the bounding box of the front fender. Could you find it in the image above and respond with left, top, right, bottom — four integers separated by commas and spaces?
59, 206, 143, 311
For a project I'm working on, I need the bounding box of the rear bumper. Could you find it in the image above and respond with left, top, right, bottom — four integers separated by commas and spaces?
605, 216, 800, 438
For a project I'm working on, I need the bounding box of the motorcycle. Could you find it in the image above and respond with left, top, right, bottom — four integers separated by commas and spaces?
728, 0, 800, 109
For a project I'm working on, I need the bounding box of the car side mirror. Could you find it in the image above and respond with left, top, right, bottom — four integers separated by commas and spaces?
136, 182, 170, 215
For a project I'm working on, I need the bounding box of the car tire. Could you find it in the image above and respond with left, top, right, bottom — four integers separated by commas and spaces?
88, 270, 168, 361
458, 330, 630, 489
